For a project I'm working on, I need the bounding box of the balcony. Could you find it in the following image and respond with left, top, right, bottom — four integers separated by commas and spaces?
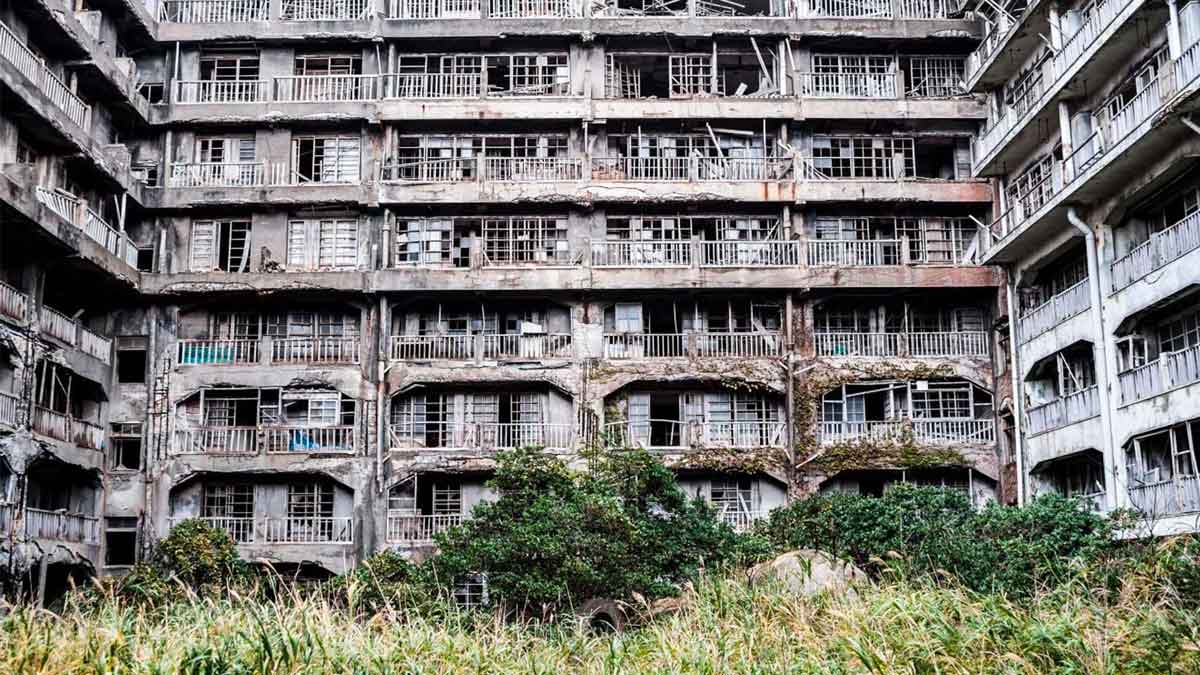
176, 337, 360, 366
1112, 211, 1200, 292
23, 507, 100, 544
39, 305, 113, 363
385, 512, 463, 543
171, 516, 354, 544
1025, 385, 1099, 436
0, 391, 19, 428
32, 406, 105, 450
174, 80, 272, 104
388, 422, 576, 452
592, 156, 793, 182
34, 188, 138, 268
602, 420, 786, 450
602, 332, 784, 359
716, 508, 764, 533
1129, 476, 1200, 517
282, 0, 376, 19
798, 72, 899, 99
806, 238, 903, 266
159, 0, 270, 22
817, 418, 996, 445
274, 74, 380, 103
814, 331, 989, 358
174, 425, 357, 455
796, 0, 953, 17
0, 18, 91, 130
385, 72, 571, 99
168, 162, 265, 188
1017, 279, 1090, 344
0, 281, 28, 324
1118, 343, 1200, 405
389, 333, 572, 361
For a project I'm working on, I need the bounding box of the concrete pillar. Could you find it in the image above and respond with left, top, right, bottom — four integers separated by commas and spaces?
1057, 101, 1073, 165
1169, 0, 1183, 59
1047, 4, 1063, 51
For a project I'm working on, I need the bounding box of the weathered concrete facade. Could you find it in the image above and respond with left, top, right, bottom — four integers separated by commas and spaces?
0, 0, 1009, 594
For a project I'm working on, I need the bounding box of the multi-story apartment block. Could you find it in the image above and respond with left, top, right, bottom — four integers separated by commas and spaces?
971, 0, 1200, 534
0, 0, 1009, 600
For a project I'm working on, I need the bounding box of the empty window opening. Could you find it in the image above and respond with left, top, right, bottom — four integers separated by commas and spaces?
109, 423, 143, 471
104, 517, 138, 567
190, 220, 251, 272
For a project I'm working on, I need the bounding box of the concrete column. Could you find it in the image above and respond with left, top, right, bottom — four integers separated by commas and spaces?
1047, 4, 1063, 51
1169, 0, 1183, 59
1057, 101, 1073, 164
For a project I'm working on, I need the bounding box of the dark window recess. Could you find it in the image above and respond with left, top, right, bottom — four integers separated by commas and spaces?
105, 517, 138, 567
138, 83, 166, 104
109, 425, 142, 471
136, 247, 155, 273
117, 347, 147, 383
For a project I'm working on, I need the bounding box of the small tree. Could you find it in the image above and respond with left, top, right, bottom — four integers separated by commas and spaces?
154, 518, 248, 589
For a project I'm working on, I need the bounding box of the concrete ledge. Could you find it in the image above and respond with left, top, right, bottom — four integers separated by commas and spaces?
798, 179, 991, 203
801, 96, 986, 120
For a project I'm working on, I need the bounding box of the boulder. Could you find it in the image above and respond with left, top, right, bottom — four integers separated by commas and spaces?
747, 549, 865, 597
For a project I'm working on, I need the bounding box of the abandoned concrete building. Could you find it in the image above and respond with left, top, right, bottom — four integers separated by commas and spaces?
8, 0, 1186, 599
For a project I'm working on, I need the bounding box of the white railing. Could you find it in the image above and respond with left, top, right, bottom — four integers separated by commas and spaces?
592, 156, 791, 182
82, 208, 123, 256
602, 420, 785, 449
123, 235, 140, 268
601, 419, 688, 450
815, 332, 900, 357
172, 516, 257, 543
0, 281, 28, 322
912, 418, 996, 444
271, 337, 360, 364
175, 80, 271, 104
481, 334, 573, 360
798, 72, 898, 99
964, 13, 1015, 83
1128, 476, 1200, 517
382, 157, 476, 183
699, 420, 787, 447
1026, 385, 1099, 436
699, 240, 801, 267
0, 391, 19, 428
1112, 211, 1200, 291
483, 157, 584, 182
818, 418, 994, 445
274, 75, 379, 102
387, 72, 485, 98
818, 419, 910, 443
1119, 343, 1200, 404
1017, 279, 1091, 343
159, 0, 270, 21
716, 508, 763, 534
174, 426, 259, 455
282, 0, 375, 19
798, 0, 889, 17
39, 306, 78, 346
25, 508, 100, 544
293, 516, 348, 543
388, 422, 575, 450
908, 331, 989, 357
807, 239, 901, 266
1052, 0, 1123, 85
391, 334, 475, 360
79, 326, 112, 364
264, 426, 356, 454
388, 0, 482, 18
592, 156, 691, 181
604, 332, 781, 358
389, 334, 571, 360
32, 406, 104, 450
603, 333, 688, 359
896, 0, 951, 17
0, 19, 91, 129
177, 339, 260, 365
591, 240, 691, 267
695, 332, 784, 358
35, 188, 137, 267
35, 186, 80, 224
386, 513, 463, 542
489, 0, 577, 16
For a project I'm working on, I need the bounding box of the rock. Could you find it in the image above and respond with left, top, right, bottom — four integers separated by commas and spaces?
747, 549, 866, 597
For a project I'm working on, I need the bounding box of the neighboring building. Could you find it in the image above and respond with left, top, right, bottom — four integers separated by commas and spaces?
0, 0, 1005, 599
969, 0, 1200, 534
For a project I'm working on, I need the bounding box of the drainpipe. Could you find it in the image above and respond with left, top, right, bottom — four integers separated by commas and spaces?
1005, 269, 1026, 505
375, 296, 388, 493
1067, 207, 1120, 511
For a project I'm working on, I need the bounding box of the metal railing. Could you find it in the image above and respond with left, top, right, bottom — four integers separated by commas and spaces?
381, 157, 477, 183
32, 406, 104, 450
699, 240, 802, 267
271, 337, 361, 364
602, 332, 783, 358
281, 0, 375, 19
172, 517, 256, 543
176, 337, 357, 365
814, 332, 900, 357
807, 239, 901, 266
177, 339, 261, 365
716, 508, 764, 534
964, 12, 1015, 83
0, 391, 19, 428
174, 426, 259, 455
386, 72, 487, 98
602, 420, 786, 449
590, 240, 691, 267
390, 334, 475, 361
79, 326, 112, 363
817, 418, 995, 445
483, 157, 584, 182
489, 0, 577, 16
1017, 279, 1090, 344
1118, 342, 1200, 405
385, 512, 463, 542
263, 516, 354, 543
39, 306, 78, 346
35, 186, 80, 224
35, 188, 136, 266
389, 333, 574, 360
603, 333, 687, 359
274, 75, 379, 102
0, 281, 28, 323
1026, 385, 1099, 436
1112, 210, 1200, 291
798, 72, 898, 99
388, 422, 575, 451
175, 80, 271, 104
388, 0, 482, 18
797, 0, 889, 17
591, 156, 791, 182
159, 0, 270, 21
816, 331, 989, 358
0, 18, 91, 129
264, 426, 356, 454
24, 508, 100, 544
1128, 476, 1200, 517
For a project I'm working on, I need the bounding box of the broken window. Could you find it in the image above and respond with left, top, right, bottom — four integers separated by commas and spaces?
203, 483, 254, 519
904, 56, 965, 98
1158, 307, 1200, 355
287, 218, 361, 270
481, 216, 570, 265
190, 220, 251, 272
711, 478, 754, 516
810, 136, 914, 179
392, 217, 472, 267
109, 423, 143, 471
292, 136, 361, 184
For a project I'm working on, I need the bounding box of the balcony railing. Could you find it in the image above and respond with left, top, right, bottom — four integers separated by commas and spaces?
32, 406, 104, 450
264, 426, 356, 454
39, 306, 78, 346
603, 332, 784, 359
814, 331, 989, 357
263, 516, 354, 543
964, 12, 1015, 83
385, 72, 572, 98
272, 337, 360, 364
699, 240, 802, 267
390, 333, 572, 361
382, 157, 477, 183
178, 339, 260, 365
817, 418, 996, 445
0, 18, 91, 129
591, 156, 792, 182
35, 188, 137, 265
483, 157, 584, 182
716, 508, 764, 533
590, 240, 691, 267
177, 337, 359, 365
602, 420, 787, 450
173, 516, 256, 543
1128, 476, 1200, 517
388, 422, 576, 451
175, 425, 357, 455
807, 238, 901, 266
1026, 385, 1099, 436
274, 74, 379, 102
386, 512, 463, 543
159, 0, 270, 21
175, 80, 272, 104
1112, 211, 1200, 291
389, 0, 483, 19
798, 72, 898, 99
1118, 343, 1200, 405
281, 0, 375, 20
797, 0, 951, 17
489, 0, 577, 16
24, 507, 100, 544
0, 391, 19, 428
0, 281, 28, 323
1017, 279, 1090, 344
79, 325, 113, 363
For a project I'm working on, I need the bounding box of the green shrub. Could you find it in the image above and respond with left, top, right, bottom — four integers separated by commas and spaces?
323, 550, 438, 616
153, 518, 249, 591
429, 447, 740, 616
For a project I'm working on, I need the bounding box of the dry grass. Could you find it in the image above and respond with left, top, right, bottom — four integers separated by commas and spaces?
1, 573, 1197, 674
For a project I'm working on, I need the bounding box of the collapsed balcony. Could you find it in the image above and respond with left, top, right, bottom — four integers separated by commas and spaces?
817, 379, 995, 445
385, 473, 492, 543
390, 301, 572, 361
1115, 297, 1200, 405
813, 297, 989, 358
1125, 416, 1200, 518
805, 214, 978, 267
173, 387, 360, 455
31, 362, 106, 452
170, 477, 354, 545
603, 389, 786, 450
389, 214, 577, 268
389, 386, 576, 452
604, 45, 784, 99
602, 297, 784, 358
1024, 343, 1100, 436
175, 308, 361, 366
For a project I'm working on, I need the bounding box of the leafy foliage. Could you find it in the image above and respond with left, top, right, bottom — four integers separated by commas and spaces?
153, 518, 248, 589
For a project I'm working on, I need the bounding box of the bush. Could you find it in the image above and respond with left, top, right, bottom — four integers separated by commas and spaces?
324, 551, 436, 616
758, 485, 1114, 597
428, 448, 740, 616
152, 519, 249, 591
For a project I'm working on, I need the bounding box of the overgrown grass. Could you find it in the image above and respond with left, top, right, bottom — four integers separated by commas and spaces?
3, 570, 1198, 674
